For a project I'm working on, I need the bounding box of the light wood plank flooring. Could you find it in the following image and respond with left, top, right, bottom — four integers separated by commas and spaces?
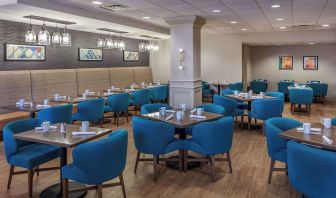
1, 100, 335, 198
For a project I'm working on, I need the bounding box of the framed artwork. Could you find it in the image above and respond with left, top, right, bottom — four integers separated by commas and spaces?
303, 56, 318, 70
279, 56, 293, 70
5, 43, 45, 61
123, 50, 139, 61
79, 48, 103, 61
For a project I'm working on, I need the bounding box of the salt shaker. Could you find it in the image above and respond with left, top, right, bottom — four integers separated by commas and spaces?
60, 123, 66, 133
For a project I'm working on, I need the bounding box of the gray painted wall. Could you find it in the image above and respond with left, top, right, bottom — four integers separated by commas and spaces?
0, 20, 149, 70
249, 44, 336, 97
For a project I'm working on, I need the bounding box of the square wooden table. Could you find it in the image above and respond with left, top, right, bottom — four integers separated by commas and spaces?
225, 94, 275, 111
14, 124, 112, 198
280, 123, 336, 151
50, 97, 95, 104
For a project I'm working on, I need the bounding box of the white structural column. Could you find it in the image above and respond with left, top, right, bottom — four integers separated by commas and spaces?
164, 16, 206, 108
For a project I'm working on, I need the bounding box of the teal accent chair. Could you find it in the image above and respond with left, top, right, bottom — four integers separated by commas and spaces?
104, 93, 130, 126
62, 129, 128, 198
289, 88, 313, 116
277, 81, 294, 100
3, 119, 60, 197
150, 85, 168, 103
129, 89, 151, 115
265, 117, 302, 184
37, 104, 73, 124
250, 80, 267, 93
332, 118, 336, 126
229, 82, 243, 91
72, 98, 105, 126
265, 92, 285, 101
287, 141, 336, 198
140, 103, 173, 115
184, 117, 234, 182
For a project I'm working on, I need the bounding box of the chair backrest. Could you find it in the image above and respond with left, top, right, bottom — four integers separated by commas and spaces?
150, 86, 167, 101
196, 104, 225, 115
77, 98, 105, 122
251, 99, 284, 120
307, 83, 328, 96
192, 117, 234, 155
132, 89, 150, 106
132, 116, 175, 155
37, 104, 73, 124
265, 117, 302, 161
332, 118, 336, 126
106, 93, 130, 113
140, 103, 172, 115
289, 88, 313, 105
72, 129, 128, 184
229, 82, 243, 91
287, 141, 336, 198
221, 89, 235, 96
265, 92, 285, 101
3, 119, 43, 162
213, 94, 237, 116
277, 81, 294, 95
250, 81, 267, 93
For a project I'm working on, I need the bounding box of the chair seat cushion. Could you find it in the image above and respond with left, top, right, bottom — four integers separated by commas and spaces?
233, 109, 244, 116
104, 105, 112, 112
9, 143, 60, 169
248, 111, 258, 119
62, 163, 90, 184
184, 139, 204, 155
72, 112, 83, 121
272, 148, 287, 163
237, 102, 248, 110
129, 99, 135, 106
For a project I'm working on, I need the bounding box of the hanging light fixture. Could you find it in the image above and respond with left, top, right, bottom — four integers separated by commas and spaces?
97, 33, 105, 48
152, 40, 159, 52
25, 16, 36, 43
51, 23, 61, 44
146, 40, 154, 52
104, 34, 114, 49
139, 40, 147, 52
38, 21, 50, 45
60, 25, 71, 46
117, 34, 125, 50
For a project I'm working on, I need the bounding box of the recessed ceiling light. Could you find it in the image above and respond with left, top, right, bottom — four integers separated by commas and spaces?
322, 24, 330, 27
142, 16, 151, 19
308, 42, 315, 45
280, 26, 286, 29
271, 4, 281, 8
92, 1, 102, 5
241, 28, 247, 31
276, 18, 284, 21
212, 9, 221, 13
230, 21, 237, 24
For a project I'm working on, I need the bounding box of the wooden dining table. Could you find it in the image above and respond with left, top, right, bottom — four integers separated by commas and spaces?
280, 123, 336, 151
1, 104, 58, 118
209, 81, 231, 95
14, 124, 113, 198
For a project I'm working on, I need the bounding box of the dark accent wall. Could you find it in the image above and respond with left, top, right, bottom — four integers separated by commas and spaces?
0, 19, 149, 70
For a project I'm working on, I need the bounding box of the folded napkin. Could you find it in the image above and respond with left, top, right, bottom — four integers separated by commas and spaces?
125, 89, 135, 92
87, 91, 95, 95
251, 96, 262, 99
297, 127, 321, 132
36, 104, 51, 109
190, 108, 197, 114
166, 110, 176, 113
16, 102, 31, 106
322, 135, 333, 145
75, 97, 85, 100
35, 125, 57, 131
72, 132, 96, 136
56, 96, 67, 100
104, 92, 114, 96
190, 115, 206, 119
165, 114, 174, 121
112, 88, 120, 91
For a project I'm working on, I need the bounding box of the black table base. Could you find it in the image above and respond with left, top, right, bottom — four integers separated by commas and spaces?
40, 181, 87, 198
166, 156, 201, 170
240, 123, 262, 130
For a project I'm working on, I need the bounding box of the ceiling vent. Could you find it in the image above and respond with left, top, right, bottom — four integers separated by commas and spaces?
99, 3, 132, 12
293, 25, 314, 31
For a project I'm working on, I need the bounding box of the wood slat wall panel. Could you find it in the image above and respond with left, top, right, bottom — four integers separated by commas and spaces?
76, 68, 110, 94
109, 67, 135, 88
133, 67, 153, 84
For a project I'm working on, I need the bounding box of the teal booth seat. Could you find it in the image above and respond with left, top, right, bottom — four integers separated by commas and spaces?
229, 82, 243, 92
3, 119, 60, 197
140, 103, 173, 115
184, 117, 234, 181
250, 79, 268, 93
104, 93, 130, 126
129, 89, 151, 114
287, 141, 336, 198
265, 117, 302, 184
37, 104, 73, 124
61, 129, 128, 198
72, 98, 105, 125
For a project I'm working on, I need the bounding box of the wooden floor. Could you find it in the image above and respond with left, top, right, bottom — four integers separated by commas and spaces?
1, 100, 335, 198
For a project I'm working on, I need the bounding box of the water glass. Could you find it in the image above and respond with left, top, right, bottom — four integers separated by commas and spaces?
159, 107, 166, 116
196, 108, 204, 116
176, 111, 183, 121
303, 123, 311, 134
321, 118, 332, 129
81, 121, 90, 132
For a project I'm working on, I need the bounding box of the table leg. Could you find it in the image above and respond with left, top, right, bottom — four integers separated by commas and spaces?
241, 101, 261, 130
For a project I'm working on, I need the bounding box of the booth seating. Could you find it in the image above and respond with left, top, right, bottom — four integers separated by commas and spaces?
0, 67, 153, 138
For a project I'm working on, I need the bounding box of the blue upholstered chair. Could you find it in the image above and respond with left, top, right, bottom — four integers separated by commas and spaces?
202, 81, 213, 101
184, 117, 234, 181
221, 89, 248, 110
307, 83, 328, 103
265, 117, 302, 184
196, 104, 225, 115
150, 85, 168, 103
278, 81, 294, 99
332, 118, 336, 126
265, 92, 285, 101
287, 141, 336, 198
229, 82, 243, 91
104, 93, 130, 126
37, 104, 73, 124
129, 89, 150, 115
213, 94, 244, 128
72, 98, 105, 126
289, 88, 313, 116
3, 119, 60, 197
248, 99, 284, 135
250, 80, 267, 93
140, 103, 173, 115
132, 116, 183, 182
62, 129, 128, 198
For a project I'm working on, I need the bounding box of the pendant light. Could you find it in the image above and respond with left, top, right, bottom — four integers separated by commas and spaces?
139, 40, 147, 52
60, 25, 71, 46
104, 34, 114, 49
117, 34, 125, 50
51, 23, 61, 44
38, 21, 50, 45
97, 33, 105, 48
25, 16, 36, 43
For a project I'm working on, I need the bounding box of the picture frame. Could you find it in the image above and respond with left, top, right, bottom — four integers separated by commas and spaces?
303, 56, 318, 70
4, 43, 46, 61
78, 48, 103, 61
279, 56, 293, 70
123, 50, 139, 62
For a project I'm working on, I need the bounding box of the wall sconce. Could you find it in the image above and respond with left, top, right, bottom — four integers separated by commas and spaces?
179, 48, 184, 70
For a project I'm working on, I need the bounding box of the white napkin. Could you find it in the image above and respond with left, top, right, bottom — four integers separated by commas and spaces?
56, 96, 66, 100
125, 89, 135, 92
36, 104, 51, 109
88, 92, 95, 95
251, 96, 262, 99
112, 88, 120, 91
75, 97, 85, 100
16, 102, 31, 106
190, 115, 206, 119
35, 125, 57, 131
297, 128, 321, 132
165, 114, 174, 121
166, 110, 176, 113
72, 132, 96, 136
322, 135, 333, 145
104, 92, 114, 96
190, 108, 197, 114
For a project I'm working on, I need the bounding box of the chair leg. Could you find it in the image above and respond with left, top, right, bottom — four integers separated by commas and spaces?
248, 116, 251, 131
28, 169, 33, 198
126, 111, 129, 123
153, 155, 158, 182
227, 152, 233, 173
268, 160, 275, 184
210, 155, 216, 182
286, 163, 288, 176
254, 118, 257, 124
97, 184, 103, 198
99, 119, 104, 128
184, 150, 188, 172
134, 151, 140, 173
36, 166, 39, 176
116, 113, 119, 126
119, 174, 126, 198
178, 150, 183, 172
240, 115, 244, 129
62, 178, 69, 198
7, 165, 14, 190
262, 120, 265, 136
